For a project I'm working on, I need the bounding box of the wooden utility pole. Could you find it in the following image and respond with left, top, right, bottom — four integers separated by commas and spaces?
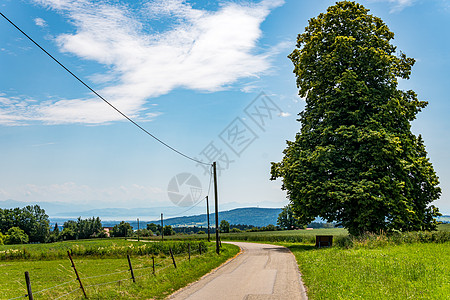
206, 195, 211, 242
213, 162, 220, 254
161, 213, 164, 241
137, 218, 140, 242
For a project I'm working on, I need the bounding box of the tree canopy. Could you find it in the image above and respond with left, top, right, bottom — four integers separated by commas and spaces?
0, 205, 50, 243
111, 221, 133, 237
271, 1, 441, 235
220, 220, 230, 233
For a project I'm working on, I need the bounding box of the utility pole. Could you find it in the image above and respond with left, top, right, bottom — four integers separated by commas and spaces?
137, 218, 140, 242
213, 162, 220, 254
206, 196, 210, 242
161, 213, 164, 241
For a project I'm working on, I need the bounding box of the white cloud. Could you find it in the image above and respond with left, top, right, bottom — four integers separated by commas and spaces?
278, 112, 291, 117
367, 0, 415, 12
34, 17, 47, 27
1, 0, 284, 125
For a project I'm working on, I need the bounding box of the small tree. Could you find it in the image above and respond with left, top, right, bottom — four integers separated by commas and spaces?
63, 220, 78, 240
53, 223, 60, 234
147, 223, 160, 234
262, 224, 277, 231
48, 223, 60, 243
163, 225, 175, 236
5, 227, 29, 244
136, 228, 151, 237
277, 205, 304, 230
220, 220, 230, 233
111, 221, 133, 237
60, 228, 76, 240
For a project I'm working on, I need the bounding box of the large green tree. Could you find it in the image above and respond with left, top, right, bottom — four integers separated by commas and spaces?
271, 1, 441, 235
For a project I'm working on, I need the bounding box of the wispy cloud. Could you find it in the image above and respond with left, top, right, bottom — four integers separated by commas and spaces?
34, 17, 47, 27
1, 0, 284, 125
278, 112, 291, 117
367, 0, 416, 12
2, 182, 165, 206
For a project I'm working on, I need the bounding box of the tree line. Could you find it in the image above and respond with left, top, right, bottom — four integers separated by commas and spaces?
0, 204, 337, 245
0, 205, 141, 245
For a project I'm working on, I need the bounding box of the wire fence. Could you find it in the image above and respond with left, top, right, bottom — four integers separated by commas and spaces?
7, 244, 207, 300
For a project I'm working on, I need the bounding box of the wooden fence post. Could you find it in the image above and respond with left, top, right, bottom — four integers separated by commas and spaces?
169, 248, 177, 268
188, 243, 191, 262
152, 256, 155, 275
24, 271, 33, 300
67, 251, 87, 299
127, 254, 136, 283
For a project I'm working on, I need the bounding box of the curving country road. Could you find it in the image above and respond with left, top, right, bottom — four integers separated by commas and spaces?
168, 241, 308, 300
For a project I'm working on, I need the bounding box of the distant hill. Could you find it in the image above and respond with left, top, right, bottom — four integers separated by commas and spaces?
151, 207, 282, 228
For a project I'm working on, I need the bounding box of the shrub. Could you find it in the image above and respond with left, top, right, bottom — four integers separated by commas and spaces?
163, 225, 175, 236
0, 232, 5, 245
5, 227, 29, 245
334, 231, 450, 249
111, 221, 133, 237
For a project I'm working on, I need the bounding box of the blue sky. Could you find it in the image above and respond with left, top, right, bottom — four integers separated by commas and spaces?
1, 0, 449, 218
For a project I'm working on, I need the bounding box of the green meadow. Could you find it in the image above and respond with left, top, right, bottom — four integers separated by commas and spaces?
1, 226, 449, 299
0, 240, 239, 299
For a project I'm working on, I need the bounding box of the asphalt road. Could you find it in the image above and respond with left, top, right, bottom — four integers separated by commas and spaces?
168, 241, 308, 300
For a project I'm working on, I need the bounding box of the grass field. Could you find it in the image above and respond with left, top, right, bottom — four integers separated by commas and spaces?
2, 226, 449, 299
1, 241, 239, 299
0, 239, 207, 261
287, 242, 450, 299
438, 223, 450, 231
214, 226, 449, 299
142, 228, 349, 243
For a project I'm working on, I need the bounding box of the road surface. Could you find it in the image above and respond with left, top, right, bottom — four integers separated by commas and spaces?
168, 241, 308, 300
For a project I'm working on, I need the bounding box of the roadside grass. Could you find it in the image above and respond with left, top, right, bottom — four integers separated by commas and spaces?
286, 242, 449, 299
1, 242, 239, 299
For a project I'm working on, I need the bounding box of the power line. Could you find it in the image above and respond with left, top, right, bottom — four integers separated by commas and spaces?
0, 12, 209, 166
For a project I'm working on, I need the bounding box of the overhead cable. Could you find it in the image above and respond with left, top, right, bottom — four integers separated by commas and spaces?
0, 12, 209, 166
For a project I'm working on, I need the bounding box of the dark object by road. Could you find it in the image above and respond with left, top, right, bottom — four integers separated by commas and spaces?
315, 235, 333, 248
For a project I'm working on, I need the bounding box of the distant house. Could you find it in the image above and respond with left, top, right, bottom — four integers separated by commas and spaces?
103, 227, 114, 237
